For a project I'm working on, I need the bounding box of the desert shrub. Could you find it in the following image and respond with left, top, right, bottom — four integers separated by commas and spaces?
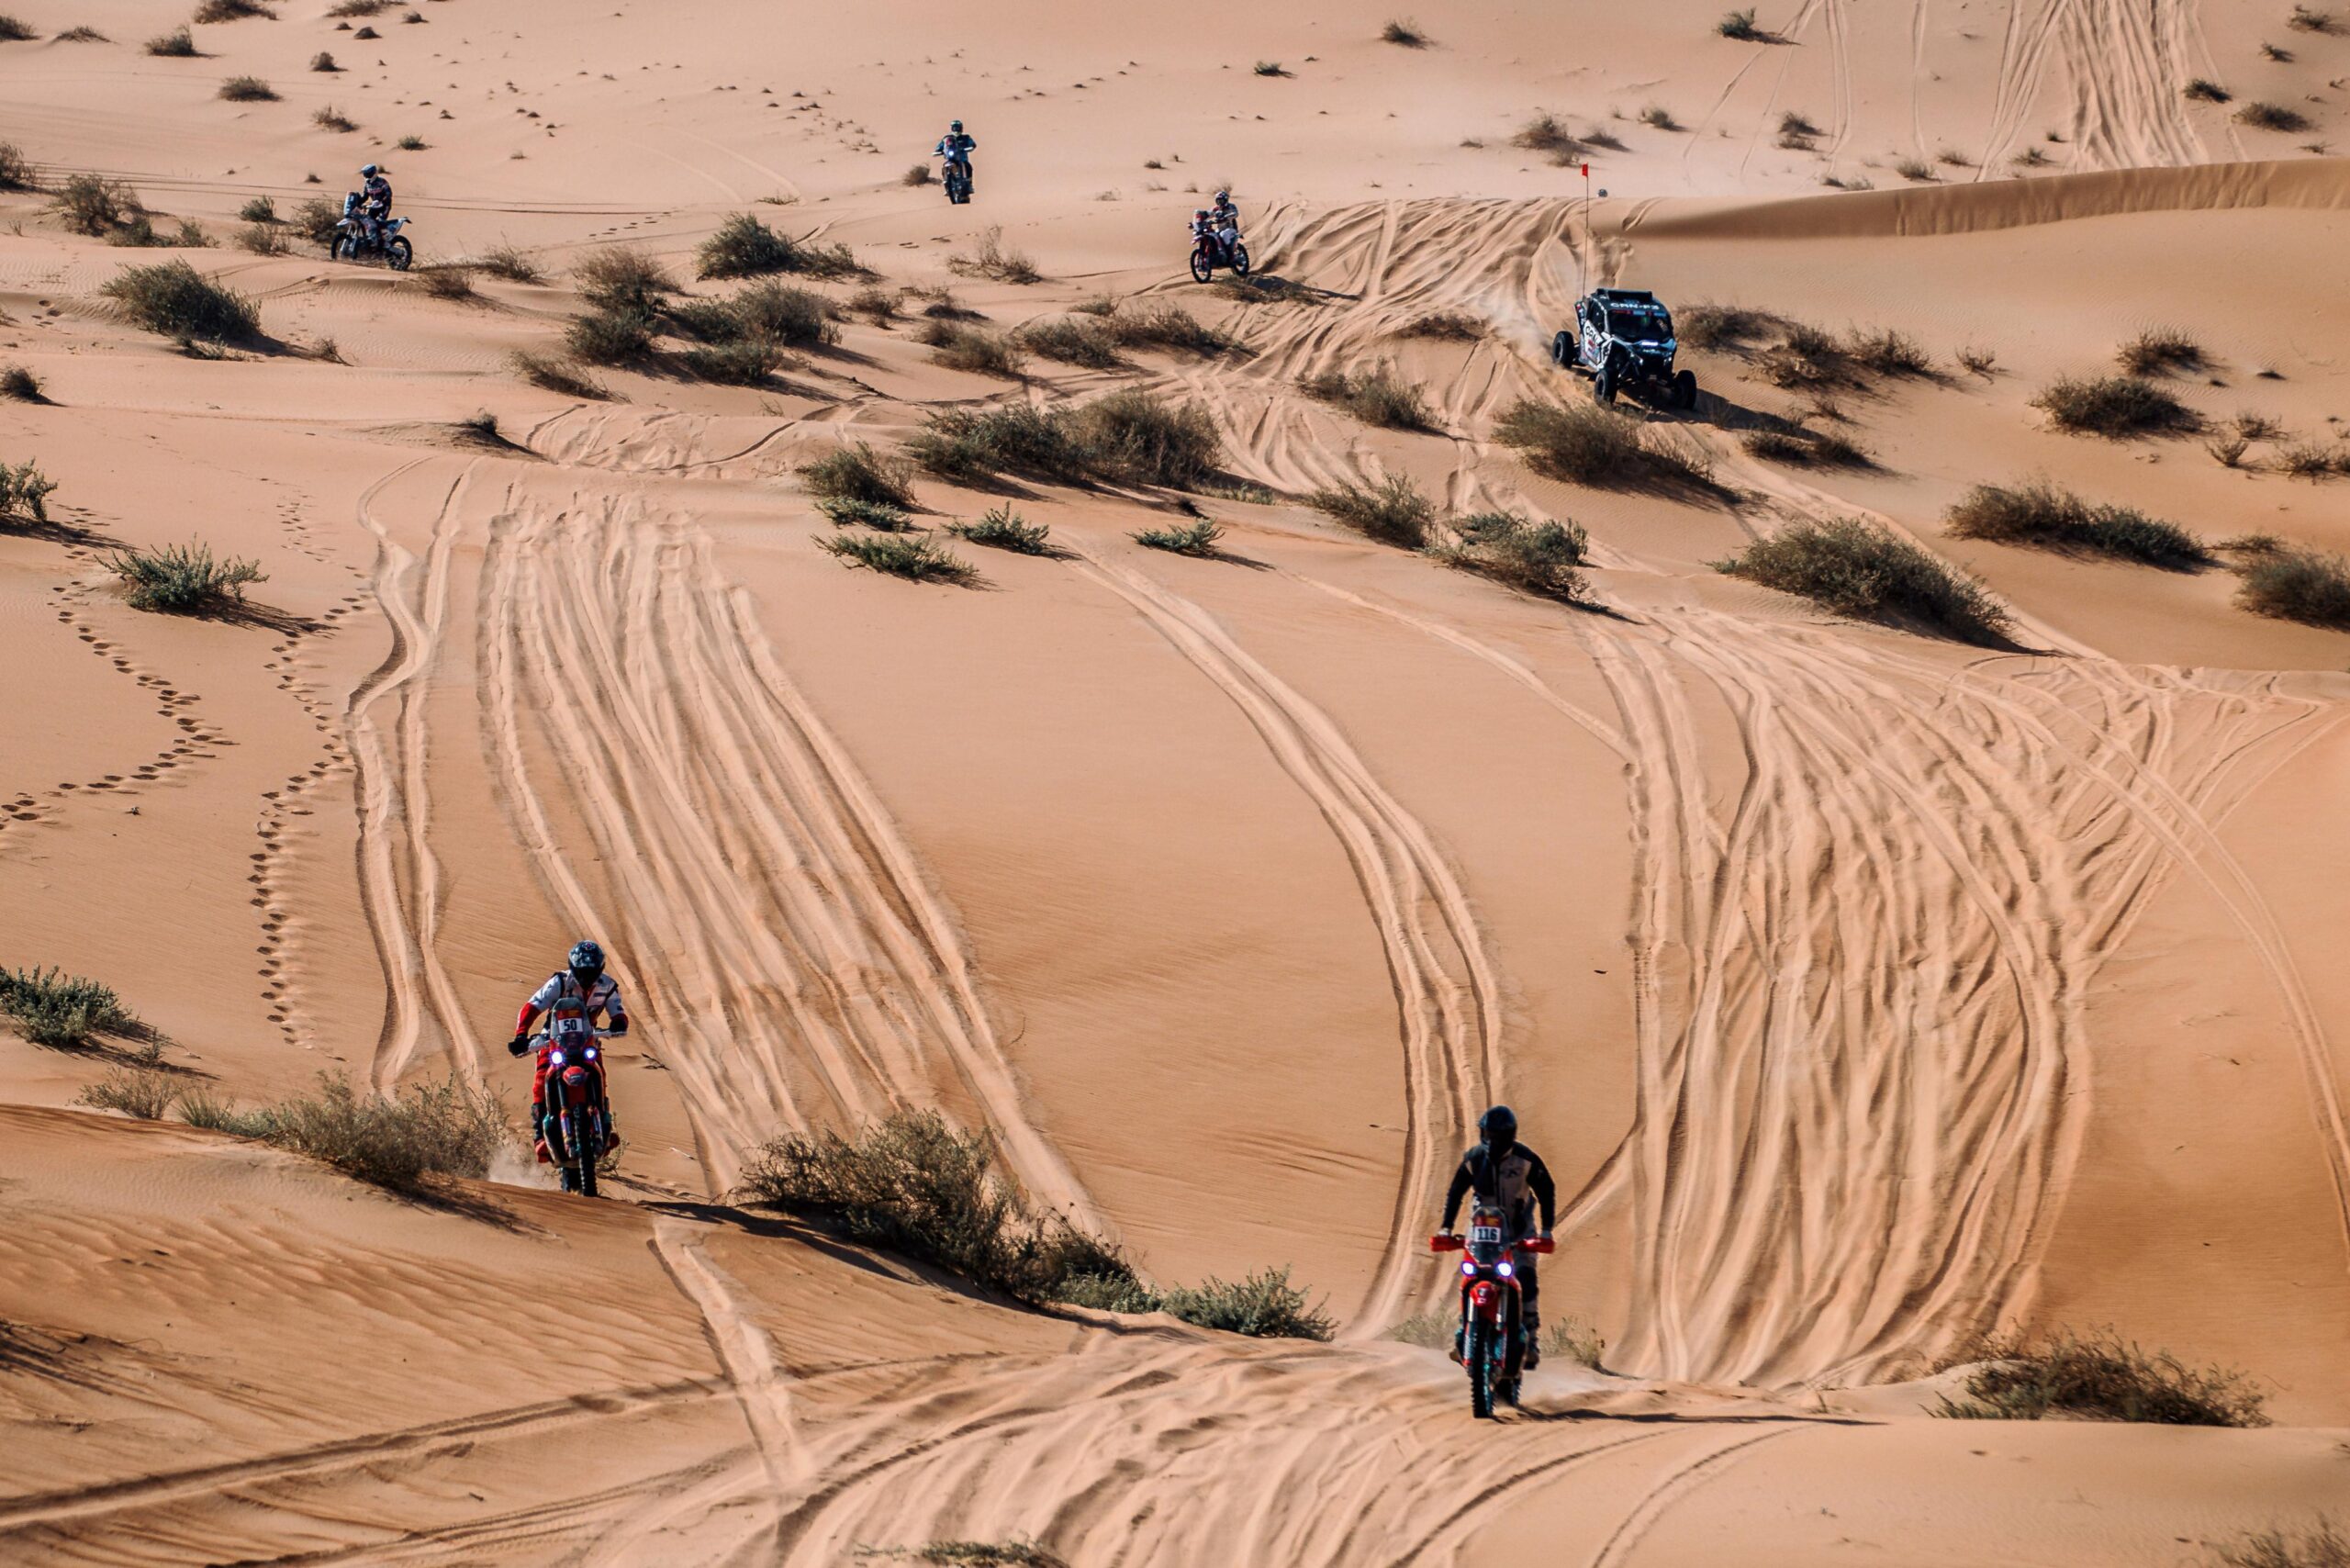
394, 134, 425, 151
176, 1090, 278, 1138
0, 142, 33, 191
1933, 1327, 2268, 1427
1395, 310, 1481, 340
2276, 440, 2342, 479
236, 195, 276, 223
1958, 344, 1998, 375
218, 74, 275, 101
292, 194, 342, 246
573, 246, 677, 312
418, 265, 476, 301
1019, 317, 1125, 368
921, 320, 1025, 377
0, 966, 134, 1047
850, 285, 901, 325
677, 339, 782, 386
2237, 547, 2350, 627
800, 441, 917, 509
311, 105, 356, 132
1514, 112, 1583, 160
1300, 364, 1432, 430
2208, 432, 2251, 467
1103, 303, 1236, 357
2118, 326, 2201, 375
1134, 519, 1225, 555
1719, 517, 2012, 642
1778, 109, 1820, 147
875, 1545, 1068, 1568
146, 25, 197, 54
565, 307, 657, 366
193, 0, 273, 19
1309, 474, 1435, 548
1847, 326, 1932, 375
352, 24, 377, 38
1382, 17, 1430, 46
1718, 7, 1765, 39
1760, 321, 1850, 386
949, 505, 1054, 554
949, 225, 1042, 285
2288, 3, 2337, 29
103, 214, 166, 249
0, 366, 43, 404
2032, 374, 2198, 436
1742, 428, 1871, 467
78, 1069, 178, 1119
310, 49, 339, 70
2237, 101, 2311, 130
172, 219, 212, 248
0, 458, 57, 517
264, 1070, 509, 1192
1546, 1317, 1609, 1368
1068, 389, 1222, 487
2217, 1520, 2350, 1568
1678, 303, 1774, 350
472, 242, 539, 283
696, 210, 863, 280
2234, 410, 2286, 441
509, 350, 607, 399
903, 162, 934, 186
105, 540, 267, 612
1158, 1268, 1334, 1341
100, 260, 260, 342
1437, 510, 1591, 602
819, 532, 974, 582
1946, 480, 2209, 567
1494, 397, 1714, 489
1895, 156, 1935, 181
1253, 60, 1288, 76
55, 24, 107, 40
1639, 103, 1680, 129
905, 405, 1069, 484
818, 495, 915, 531
52, 173, 136, 235
2184, 77, 2233, 102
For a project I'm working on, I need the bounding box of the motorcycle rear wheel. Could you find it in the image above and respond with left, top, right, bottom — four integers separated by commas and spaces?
1467, 1318, 1495, 1419
1230, 242, 1250, 278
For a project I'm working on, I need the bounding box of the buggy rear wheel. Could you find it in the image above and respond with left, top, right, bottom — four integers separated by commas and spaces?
1673, 368, 1697, 409
1552, 329, 1578, 367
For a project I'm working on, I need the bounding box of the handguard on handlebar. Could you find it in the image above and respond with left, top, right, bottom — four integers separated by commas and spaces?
1429, 1233, 1464, 1253
1521, 1236, 1556, 1255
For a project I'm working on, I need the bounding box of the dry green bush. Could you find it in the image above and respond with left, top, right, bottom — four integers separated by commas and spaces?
850, 285, 901, 325
1103, 303, 1237, 356
2217, 1519, 2350, 1568
1434, 511, 1591, 602
1, 966, 134, 1047
1395, 310, 1481, 340
1308, 474, 1436, 547
819, 532, 976, 583
263, 1070, 509, 1192
1639, 103, 1680, 129
238, 221, 290, 256
2184, 77, 2233, 102
1513, 111, 1583, 162
509, 350, 608, 399
472, 242, 539, 283
2237, 101, 2312, 130
0, 365, 44, 403
1717, 516, 2013, 643
1933, 1327, 2268, 1427
948, 505, 1054, 554
1300, 364, 1433, 430
54, 24, 107, 41
1382, 17, 1431, 46
292, 195, 342, 247
2118, 326, 2202, 375
1847, 327, 1932, 376
1946, 480, 2209, 568
1493, 397, 1715, 490
677, 338, 783, 386
145, 25, 198, 54
1741, 428, 1871, 467
193, 0, 274, 19
2031, 374, 2199, 436
572, 246, 677, 312
696, 211, 863, 280
565, 308, 657, 366
218, 74, 275, 101
2237, 547, 2350, 627
1677, 303, 1774, 350
105, 540, 267, 612
1018, 316, 1125, 368
0, 142, 35, 191
312, 105, 356, 132
800, 441, 917, 509
52, 173, 137, 236
79, 1068, 179, 1119
1133, 519, 1225, 555
101, 260, 261, 342
948, 225, 1042, 284
920, 319, 1025, 377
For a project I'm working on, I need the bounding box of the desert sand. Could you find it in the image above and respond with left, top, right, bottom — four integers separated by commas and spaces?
4, 0, 2349, 1562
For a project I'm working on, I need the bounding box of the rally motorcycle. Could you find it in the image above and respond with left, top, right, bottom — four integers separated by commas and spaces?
941, 155, 973, 205
530, 1000, 615, 1196
330, 191, 414, 270
1431, 1203, 1552, 1417
1188, 227, 1249, 284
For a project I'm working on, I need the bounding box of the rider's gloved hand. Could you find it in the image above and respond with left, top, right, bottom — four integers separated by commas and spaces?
609, 1019, 629, 1036
508, 1031, 532, 1057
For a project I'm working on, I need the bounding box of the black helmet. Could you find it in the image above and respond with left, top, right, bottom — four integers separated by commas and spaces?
361, 163, 379, 178
950, 119, 963, 132
567, 939, 605, 984
1478, 1104, 1517, 1151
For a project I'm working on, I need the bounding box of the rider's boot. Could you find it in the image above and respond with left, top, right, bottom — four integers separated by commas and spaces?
1523, 1313, 1543, 1370
1449, 1325, 1464, 1364
531, 1100, 552, 1162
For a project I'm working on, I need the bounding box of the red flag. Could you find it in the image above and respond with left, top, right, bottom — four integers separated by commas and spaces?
1581, 162, 1590, 176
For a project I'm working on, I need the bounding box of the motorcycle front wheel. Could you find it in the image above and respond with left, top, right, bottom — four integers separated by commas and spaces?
386, 238, 413, 271
1189, 247, 1214, 284
1466, 1317, 1495, 1419
330, 235, 356, 263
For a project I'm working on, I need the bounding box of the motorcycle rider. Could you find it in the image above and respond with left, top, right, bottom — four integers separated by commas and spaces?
358, 162, 392, 247
508, 939, 627, 1160
934, 119, 977, 190
1208, 188, 1240, 263
1439, 1105, 1558, 1366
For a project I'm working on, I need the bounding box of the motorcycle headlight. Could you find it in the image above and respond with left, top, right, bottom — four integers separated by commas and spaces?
1460, 1260, 1475, 1278
584, 1047, 598, 1060
1497, 1261, 1514, 1278
549, 1049, 565, 1066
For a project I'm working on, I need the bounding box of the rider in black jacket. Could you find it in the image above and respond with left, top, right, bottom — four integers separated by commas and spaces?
1440, 1104, 1559, 1364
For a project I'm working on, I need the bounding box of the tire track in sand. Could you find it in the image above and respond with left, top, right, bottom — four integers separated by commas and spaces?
1068, 552, 1500, 1332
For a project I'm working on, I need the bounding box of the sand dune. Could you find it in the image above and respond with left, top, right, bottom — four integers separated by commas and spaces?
5, 0, 2350, 1562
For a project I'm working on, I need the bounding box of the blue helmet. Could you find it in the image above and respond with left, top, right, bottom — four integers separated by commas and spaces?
567, 939, 605, 983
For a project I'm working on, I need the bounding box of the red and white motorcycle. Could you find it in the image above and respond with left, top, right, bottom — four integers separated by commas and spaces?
1430, 1203, 1552, 1417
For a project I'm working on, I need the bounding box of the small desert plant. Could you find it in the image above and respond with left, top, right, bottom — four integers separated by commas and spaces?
1068, 389, 1222, 487
1718, 7, 1765, 39
2118, 325, 2201, 375
677, 338, 784, 386
2013, 146, 2052, 167
949, 225, 1042, 284
292, 194, 342, 246
1946, 479, 2210, 567
394, 133, 425, 151
1546, 1317, 1609, 1369
146, 25, 198, 54
1958, 344, 1998, 375
908, 405, 1085, 483
1717, 516, 2014, 643
2234, 410, 2286, 441
1514, 111, 1583, 161
0, 142, 34, 191
2288, 3, 2337, 30
101, 260, 261, 342
2237, 550, 2350, 630
850, 285, 901, 325
1777, 109, 1820, 148
1309, 474, 1436, 548
1677, 302, 1774, 350
52, 172, 136, 235
1761, 320, 1851, 387
867, 1544, 1069, 1568
921, 319, 1025, 376
1252, 60, 1289, 76
1437, 511, 1591, 602
1301, 364, 1433, 430
0, 966, 134, 1047
800, 441, 917, 509
509, 349, 607, 399
1741, 428, 1871, 467
1639, 103, 1680, 129
1018, 316, 1125, 368
1103, 303, 1237, 356
1493, 397, 1715, 489
105, 540, 267, 612
310, 50, 339, 70
1847, 326, 1932, 375
263, 1070, 509, 1192
573, 246, 677, 312
473, 242, 540, 283
1894, 156, 1936, 181
1134, 519, 1225, 555
173, 219, 211, 248
565, 307, 656, 366
78, 1068, 179, 1120
311, 105, 356, 132
2216, 1520, 2350, 1568
104, 214, 165, 249
2237, 101, 2312, 130
738, 1109, 1148, 1307
1158, 1269, 1334, 1341
822, 532, 977, 583
1933, 1327, 2268, 1427
2208, 432, 2252, 467
1396, 311, 1481, 340
54, 25, 108, 41
218, 74, 276, 101
352, 23, 377, 38
236, 195, 276, 223
418, 264, 476, 300
1382, 17, 1431, 46
2184, 77, 2233, 102
695, 211, 862, 281
0, 365, 42, 403
818, 495, 915, 531
193, 0, 274, 19
0, 457, 57, 514
2277, 440, 2343, 478
2032, 374, 2198, 436
949, 505, 1054, 554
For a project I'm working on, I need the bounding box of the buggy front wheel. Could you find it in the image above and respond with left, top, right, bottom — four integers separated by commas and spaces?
1672, 368, 1697, 409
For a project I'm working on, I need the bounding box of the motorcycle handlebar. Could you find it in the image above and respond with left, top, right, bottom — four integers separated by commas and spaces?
1520, 1237, 1556, 1254
1428, 1234, 1464, 1253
